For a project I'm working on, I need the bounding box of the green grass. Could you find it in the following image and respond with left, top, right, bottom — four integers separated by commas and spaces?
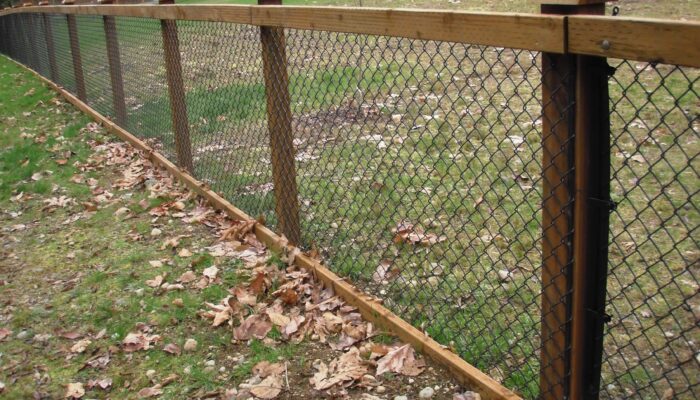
0, 57, 314, 399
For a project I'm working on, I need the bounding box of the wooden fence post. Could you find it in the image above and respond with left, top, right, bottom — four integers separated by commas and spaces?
158, 0, 193, 172
100, 0, 127, 126
63, 0, 86, 101
40, 2, 59, 83
258, 0, 301, 245
539, 1, 611, 400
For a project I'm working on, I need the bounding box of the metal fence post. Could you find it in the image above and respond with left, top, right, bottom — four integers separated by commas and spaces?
539, 1, 611, 399
40, 2, 59, 83
158, 0, 194, 173
258, 0, 302, 245
63, 0, 87, 101
100, 0, 127, 126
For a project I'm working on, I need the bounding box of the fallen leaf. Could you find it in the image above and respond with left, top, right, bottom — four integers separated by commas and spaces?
65, 382, 85, 398
86, 378, 112, 390
249, 272, 268, 295
310, 347, 368, 390
234, 314, 272, 341
250, 374, 283, 399
202, 265, 219, 280
177, 271, 196, 283
138, 384, 163, 398
145, 275, 164, 288
0, 328, 11, 341
163, 343, 181, 356
376, 344, 425, 376
70, 339, 91, 354
178, 248, 192, 257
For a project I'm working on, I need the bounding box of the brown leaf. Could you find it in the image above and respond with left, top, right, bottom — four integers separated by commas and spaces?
122, 332, 161, 352
233, 314, 272, 341
70, 339, 91, 354
249, 374, 283, 399
0, 328, 11, 341
145, 275, 164, 288
86, 378, 112, 390
202, 265, 219, 280
137, 384, 163, 398
376, 344, 425, 376
252, 361, 285, 378
310, 347, 368, 390
163, 343, 181, 356
220, 219, 256, 242
232, 287, 257, 306
177, 271, 196, 283
248, 272, 268, 295
279, 289, 298, 305
65, 382, 85, 398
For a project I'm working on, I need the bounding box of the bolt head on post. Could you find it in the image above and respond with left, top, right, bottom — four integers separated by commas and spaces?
61, 0, 75, 5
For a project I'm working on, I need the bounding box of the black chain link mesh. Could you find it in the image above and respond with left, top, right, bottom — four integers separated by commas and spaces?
0, 10, 698, 400
599, 60, 699, 399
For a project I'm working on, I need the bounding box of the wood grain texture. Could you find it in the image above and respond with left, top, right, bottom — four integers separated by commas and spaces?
568, 16, 700, 67
260, 24, 301, 245
161, 18, 193, 172
1, 5, 564, 52
251, 6, 565, 52
1, 54, 523, 400
539, 51, 574, 400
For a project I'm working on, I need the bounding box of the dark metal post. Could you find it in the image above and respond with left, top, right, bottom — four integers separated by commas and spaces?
40, 2, 59, 82
64, 0, 87, 101
100, 0, 127, 126
258, 0, 302, 245
158, 0, 194, 172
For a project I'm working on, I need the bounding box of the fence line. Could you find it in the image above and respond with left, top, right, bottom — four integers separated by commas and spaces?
0, 2, 697, 399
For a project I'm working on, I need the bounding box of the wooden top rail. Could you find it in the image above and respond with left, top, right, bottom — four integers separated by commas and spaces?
0, 5, 698, 67
568, 15, 700, 67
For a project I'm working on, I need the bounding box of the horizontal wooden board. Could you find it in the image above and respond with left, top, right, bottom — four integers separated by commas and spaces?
1, 5, 564, 52
0, 5, 252, 23
568, 15, 700, 67
250, 6, 565, 52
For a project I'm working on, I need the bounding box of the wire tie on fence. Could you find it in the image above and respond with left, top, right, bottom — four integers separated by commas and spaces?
588, 196, 617, 212
587, 307, 612, 324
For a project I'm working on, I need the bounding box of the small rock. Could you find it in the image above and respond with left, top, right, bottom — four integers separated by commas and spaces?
205, 360, 215, 367
184, 338, 198, 352
151, 228, 162, 237
408, 378, 415, 384
183, 366, 191, 374
172, 298, 184, 307
376, 386, 386, 394
394, 396, 408, 400
219, 366, 226, 373
419, 387, 435, 399
16, 331, 29, 339
497, 269, 512, 282
146, 369, 156, 379
134, 288, 144, 297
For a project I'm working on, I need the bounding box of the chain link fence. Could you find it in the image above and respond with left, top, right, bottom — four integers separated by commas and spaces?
0, 8, 697, 399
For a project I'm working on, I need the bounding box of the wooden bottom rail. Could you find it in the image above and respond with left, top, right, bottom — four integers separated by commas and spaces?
3, 55, 522, 400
